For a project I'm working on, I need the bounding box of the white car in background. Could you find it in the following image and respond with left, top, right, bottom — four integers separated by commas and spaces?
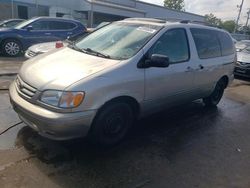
25, 41, 67, 58
234, 40, 250, 79
25, 33, 87, 58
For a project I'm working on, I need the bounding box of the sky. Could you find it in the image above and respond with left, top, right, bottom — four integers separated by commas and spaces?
141, 0, 250, 25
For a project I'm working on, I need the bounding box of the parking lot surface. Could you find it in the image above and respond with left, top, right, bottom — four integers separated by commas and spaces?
0, 57, 250, 188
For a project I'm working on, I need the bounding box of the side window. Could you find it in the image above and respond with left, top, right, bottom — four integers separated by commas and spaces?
148, 28, 189, 63
191, 28, 221, 59
48, 21, 76, 30
217, 31, 234, 56
30, 21, 50, 30
65, 22, 77, 30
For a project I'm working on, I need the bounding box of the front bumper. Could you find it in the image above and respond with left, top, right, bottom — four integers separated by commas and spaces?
9, 82, 96, 140
234, 66, 250, 78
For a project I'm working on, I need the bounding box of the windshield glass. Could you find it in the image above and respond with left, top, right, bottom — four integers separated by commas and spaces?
244, 46, 250, 53
75, 22, 162, 60
236, 41, 250, 52
15, 19, 35, 29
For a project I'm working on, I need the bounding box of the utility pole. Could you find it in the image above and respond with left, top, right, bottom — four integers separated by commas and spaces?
246, 9, 250, 27
11, 0, 14, 18
234, 0, 245, 33
36, 0, 38, 16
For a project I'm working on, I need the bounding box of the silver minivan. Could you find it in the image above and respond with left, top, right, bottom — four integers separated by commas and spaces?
9, 18, 236, 146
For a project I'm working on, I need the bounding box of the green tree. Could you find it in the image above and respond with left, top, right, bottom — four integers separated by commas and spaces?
220, 20, 236, 33
164, 0, 185, 11
204, 13, 222, 27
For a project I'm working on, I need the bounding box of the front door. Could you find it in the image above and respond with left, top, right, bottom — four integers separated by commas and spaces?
23, 20, 57, 47
46, 20, 77, 40
144, 28, 196, 112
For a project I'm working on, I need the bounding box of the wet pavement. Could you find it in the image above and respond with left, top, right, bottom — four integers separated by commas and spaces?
0, 79, 250, 188
0, 57, 24, 76
1, 57, 250, 187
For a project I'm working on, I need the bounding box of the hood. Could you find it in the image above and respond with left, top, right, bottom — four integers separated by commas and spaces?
19, 47, 120, 91
0, 28, 13, 33
237, 51, 250, 64
29, 41, 67, 53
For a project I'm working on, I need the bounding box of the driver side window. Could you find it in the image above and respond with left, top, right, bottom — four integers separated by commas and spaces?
148, 28, 190, 64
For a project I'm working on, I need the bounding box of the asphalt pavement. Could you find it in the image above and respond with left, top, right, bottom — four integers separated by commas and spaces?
0, 56, 24, 76
0, 57, 250, 188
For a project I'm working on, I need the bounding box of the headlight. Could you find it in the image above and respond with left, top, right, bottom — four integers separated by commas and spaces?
40, 90, 85, 108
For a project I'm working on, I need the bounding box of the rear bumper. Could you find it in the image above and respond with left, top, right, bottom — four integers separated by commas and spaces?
9, 82, 96, 140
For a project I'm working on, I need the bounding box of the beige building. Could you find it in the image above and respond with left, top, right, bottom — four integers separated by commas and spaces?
0, 0, 205, 27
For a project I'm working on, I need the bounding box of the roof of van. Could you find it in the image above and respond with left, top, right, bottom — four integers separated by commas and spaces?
121, 18, 227, 33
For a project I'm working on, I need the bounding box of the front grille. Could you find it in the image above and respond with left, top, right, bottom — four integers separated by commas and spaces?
27, 50, 37, 58
237, 61, 250, 68
16, 76, 37, 98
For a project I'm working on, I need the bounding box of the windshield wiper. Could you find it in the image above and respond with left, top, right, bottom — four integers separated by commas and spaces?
68, 44, 82, 52
82, 48, 111, 59
69, 45, 111, 59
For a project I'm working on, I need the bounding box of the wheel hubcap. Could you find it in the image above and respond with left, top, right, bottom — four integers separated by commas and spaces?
5, 42, 20, 56
104, 113, 125, 135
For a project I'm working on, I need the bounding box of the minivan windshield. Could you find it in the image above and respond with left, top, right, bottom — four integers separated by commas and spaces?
74, 22, 162, 60
235, 41, 250, 52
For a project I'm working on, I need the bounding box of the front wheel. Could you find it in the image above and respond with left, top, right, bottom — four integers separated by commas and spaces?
89, 102, 135, 147
203, 79, 226, 107
2, 39, 22, 57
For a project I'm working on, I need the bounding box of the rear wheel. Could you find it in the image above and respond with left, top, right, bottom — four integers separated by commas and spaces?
89, 102, 135, 147
203, 79, 226, 107
2, 39, 22, 57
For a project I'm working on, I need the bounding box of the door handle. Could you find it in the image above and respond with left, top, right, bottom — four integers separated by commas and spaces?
67, 32, 73, 35
45, 33, 51, 35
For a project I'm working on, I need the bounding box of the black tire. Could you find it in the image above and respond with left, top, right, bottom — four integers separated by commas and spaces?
203, 79, 226, 107
2, 39, 22, 57
89, 102, 135, 147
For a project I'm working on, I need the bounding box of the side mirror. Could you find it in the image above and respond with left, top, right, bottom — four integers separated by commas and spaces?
26, 25, 33, 31
142, 54, 170, 68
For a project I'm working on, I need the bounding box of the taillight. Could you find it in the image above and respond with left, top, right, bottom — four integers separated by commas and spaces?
55, 41, 64, 49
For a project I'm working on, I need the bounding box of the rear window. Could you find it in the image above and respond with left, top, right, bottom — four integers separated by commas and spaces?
190, 28, 221, 59
191, 28, 234, 59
